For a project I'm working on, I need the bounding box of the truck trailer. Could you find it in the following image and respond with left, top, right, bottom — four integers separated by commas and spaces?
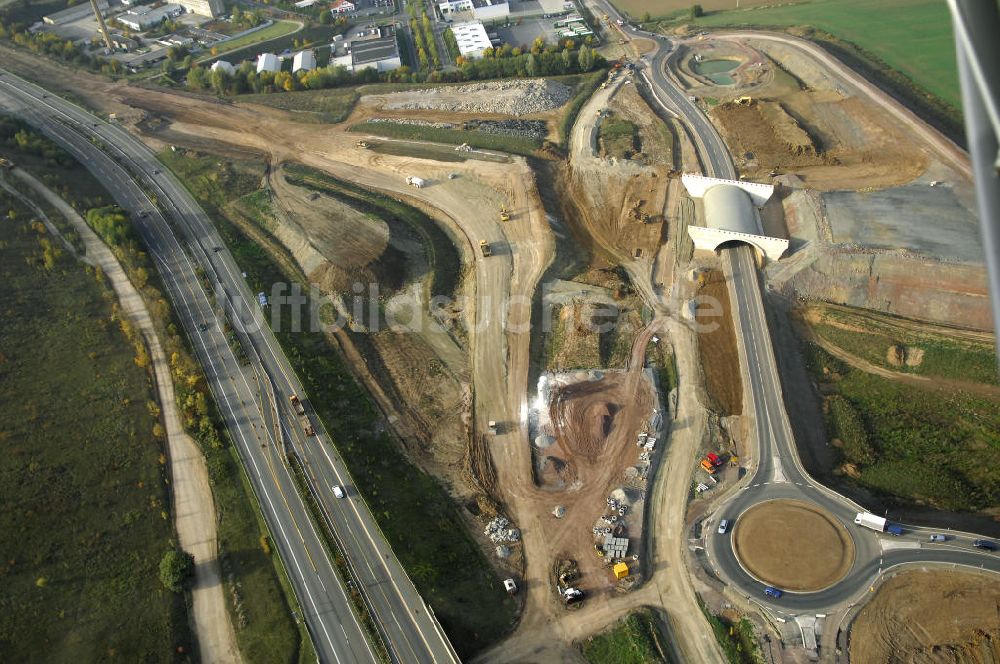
405, 175, 425, 188
854, 512, 887, 532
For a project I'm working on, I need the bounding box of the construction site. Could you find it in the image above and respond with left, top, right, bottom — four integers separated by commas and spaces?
1, 5, 997, 659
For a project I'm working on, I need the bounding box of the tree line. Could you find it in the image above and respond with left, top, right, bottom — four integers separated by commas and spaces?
189, 38, 604, 95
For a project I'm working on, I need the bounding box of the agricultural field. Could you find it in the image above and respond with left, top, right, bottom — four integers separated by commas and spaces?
688, 0, 960, 109
206, 20, 300, 56
610, 0, 774, 21
0, 191, 190, 659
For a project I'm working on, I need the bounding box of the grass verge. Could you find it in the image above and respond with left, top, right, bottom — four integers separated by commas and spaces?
802, 342, 1000, 512
349, 120, 542, 156
241, 87, 360, 123
0, 188, 191, 660
581, 608, 673, 663
559, 69, 607, 148
698, 597, 764, 664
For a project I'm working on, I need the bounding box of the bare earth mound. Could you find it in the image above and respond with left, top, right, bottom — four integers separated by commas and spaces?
851, 570, 1000, 664
733, 499, 854, 591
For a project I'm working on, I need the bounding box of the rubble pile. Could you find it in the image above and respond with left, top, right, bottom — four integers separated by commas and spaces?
385, 79, 573, 115
484, 516, 520, 543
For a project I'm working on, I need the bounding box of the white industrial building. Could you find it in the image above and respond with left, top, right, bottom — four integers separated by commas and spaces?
178, 0, 224, 17
256, 52, 282, 73
210, 59, 235, 75
292, 50, 316, 73
116, 4, 185, 31
43, 0, 110, 25
681, 174, 789, 262
451, 21, 493, 59
438, 0, 508, 20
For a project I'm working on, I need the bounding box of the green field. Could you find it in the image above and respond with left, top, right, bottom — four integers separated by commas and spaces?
687, 0, 959, 110
0, 190, 190, 659
581, 609, 672, 664
202, 20, 300, 58
241, 87, 360, 123
610, 0, 774, 20
804, 343, 1000, 512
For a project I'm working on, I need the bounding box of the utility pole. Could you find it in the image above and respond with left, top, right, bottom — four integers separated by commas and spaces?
90, 0, 114, 53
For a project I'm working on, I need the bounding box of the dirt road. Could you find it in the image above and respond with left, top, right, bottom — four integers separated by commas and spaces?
10, 168, 241, 664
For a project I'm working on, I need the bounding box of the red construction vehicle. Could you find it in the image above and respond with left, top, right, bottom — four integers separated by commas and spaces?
707, 452, 723, 466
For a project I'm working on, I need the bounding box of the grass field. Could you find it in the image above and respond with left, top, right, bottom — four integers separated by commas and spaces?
349, 121, 543, 156
161, 149, 517, 658
581, 609, 672, 663
610, 0, 773, 20
241, 88, 360, 123
599, 113, 639, 159
210, 20, 300, 55
687, 0, 959, 110
0, 190, 191, 660
803, 343, 1000, 512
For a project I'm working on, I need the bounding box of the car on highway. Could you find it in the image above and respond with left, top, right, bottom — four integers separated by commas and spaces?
973, 539, 997, 551
332, 485, 345, 499
717, 519, 730, 535
212, 246, 222, 252
198, 323, 208, 332
764, 586, 783, 599
928, 534, 948, 542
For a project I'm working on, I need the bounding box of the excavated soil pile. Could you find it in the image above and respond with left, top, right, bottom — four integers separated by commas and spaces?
733, 499, 854, 591
850, 570, 1000, 664
550, 378, 624, 461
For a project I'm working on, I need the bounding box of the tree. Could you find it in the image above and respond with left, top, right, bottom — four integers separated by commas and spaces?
690, 4, 703, 19
319, 9, 333, 24
525, 52, 537, 77
642, 11, 651, 22
561, 47, 573, 71
159, 548, 194, 592
577, 44, 593, 72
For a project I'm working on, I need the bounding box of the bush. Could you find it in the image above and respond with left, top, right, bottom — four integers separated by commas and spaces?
159, 548, 194, 593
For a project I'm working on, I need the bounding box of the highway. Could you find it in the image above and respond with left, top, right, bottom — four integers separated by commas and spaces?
0, 69, 459, 664
581, 0, 1000, 618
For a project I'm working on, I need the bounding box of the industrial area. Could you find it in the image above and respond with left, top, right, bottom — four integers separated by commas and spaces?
1, 0, 999, 662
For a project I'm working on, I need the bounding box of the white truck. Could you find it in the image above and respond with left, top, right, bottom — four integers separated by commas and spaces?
854, 512, 887, 532
406, 175, 426, 188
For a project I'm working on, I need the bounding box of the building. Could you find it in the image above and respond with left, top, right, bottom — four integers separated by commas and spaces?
438, 0, 508, 20
110, 33, 139, 51
294, 0, 318, 7
351, 35, 400, 72
256, 52, 281, 73
116, 4, 185, 31
330, 0, 356, 14
539, 0, 573, 14
43, 0, 109, 26
177, 0, 224, 18
210, 59, 235, 75
451, 21, 492, 58
292, 49, 316, 73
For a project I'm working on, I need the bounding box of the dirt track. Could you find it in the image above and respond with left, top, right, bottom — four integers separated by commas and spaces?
733, 500, 854, 592
850, 569, 1000, 664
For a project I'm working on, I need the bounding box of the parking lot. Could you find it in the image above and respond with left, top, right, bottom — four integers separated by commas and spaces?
349, 0, 397, 18
491, 11, 595, 49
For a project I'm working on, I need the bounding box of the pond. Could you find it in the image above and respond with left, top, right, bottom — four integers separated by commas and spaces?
693, 59, 739, 86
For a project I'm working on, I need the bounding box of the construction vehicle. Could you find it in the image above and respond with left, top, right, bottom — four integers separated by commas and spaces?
0, 157, 13, 170
356, 140, 370, 148
488, 420, 498, 434
289, 394, 306, 416
735, 96, 753, 105
303, 421, 315, 436
499, 207, 510, 222
700, 459, 717, 474
503, 578, 518, 595
479, 240, 491, 257
706, 452, 723, 466
405, 175, 425, 188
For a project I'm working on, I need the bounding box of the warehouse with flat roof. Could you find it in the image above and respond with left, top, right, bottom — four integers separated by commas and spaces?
451, 21, 492, 59
351, 35, 401, 72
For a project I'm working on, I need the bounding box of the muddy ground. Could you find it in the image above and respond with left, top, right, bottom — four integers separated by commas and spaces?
850, 569, 1000, 664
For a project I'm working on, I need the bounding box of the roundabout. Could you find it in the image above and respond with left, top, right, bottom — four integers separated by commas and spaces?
732, 499, 855, 592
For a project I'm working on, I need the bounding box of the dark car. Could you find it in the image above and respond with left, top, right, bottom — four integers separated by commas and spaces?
198, 323, 208, 332
973, 539, 997, 551
764, 586, 783, 599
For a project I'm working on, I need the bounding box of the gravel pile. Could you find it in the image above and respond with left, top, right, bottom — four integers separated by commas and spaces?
464, 119, 548, 139
365, 117, 456, 129
385, 79, 574, 115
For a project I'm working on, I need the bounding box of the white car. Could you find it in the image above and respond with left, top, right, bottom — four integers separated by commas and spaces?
332, 485, 345, 499
717, 519, 730, 534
